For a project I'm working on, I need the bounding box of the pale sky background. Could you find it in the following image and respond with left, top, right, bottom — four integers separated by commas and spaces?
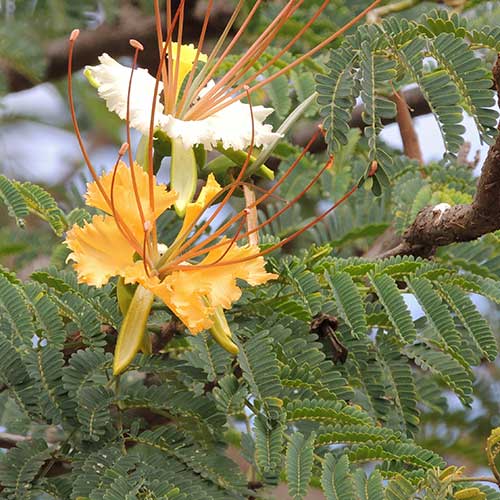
0, 81, 498, 185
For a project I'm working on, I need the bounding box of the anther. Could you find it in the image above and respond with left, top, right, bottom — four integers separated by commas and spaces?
119, 143, 129, 155
69, 29, 80, 42
144, 220, 152, 231
129, 39, 144, 51
368, 160, 378, 177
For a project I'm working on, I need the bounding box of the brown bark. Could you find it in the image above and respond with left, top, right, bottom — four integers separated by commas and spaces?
4, 2, 234, 93
379, 57, 500, 259
390, 91, 423, 165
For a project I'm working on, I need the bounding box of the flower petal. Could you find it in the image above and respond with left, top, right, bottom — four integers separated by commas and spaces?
158, 82, 281, 151
178, 173, 222, 237
144, 239, 277, 334
85, 53, 164, 135
65, 215, 136, 287
145, 274, 214, 334
169, 42, 207, 98
85, 161, 177, 242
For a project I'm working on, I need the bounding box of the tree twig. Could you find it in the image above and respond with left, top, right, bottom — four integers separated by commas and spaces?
377, 56, 500, 259
4, 2, 234, 93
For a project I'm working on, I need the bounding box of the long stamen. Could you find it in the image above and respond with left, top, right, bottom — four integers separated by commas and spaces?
176, 0, 213, 115
170, 86, 256, 260
109, 144, 147, 256
165, 181, 358, 273
147, 0, 185, 245
198, 0, 330, 119
178, 0, 246, 117
67, 31, 108, 203
190, 0, 383, 120
185, 0, 266, 109
173, 129, 322, 262
126, 40, 148, 235
211, 215, 247, 265
172, 154, 333, 267
153, 0, 169, 89
68, 30, 141, 253
187, 0, 302, 120
169, 0, 185, 114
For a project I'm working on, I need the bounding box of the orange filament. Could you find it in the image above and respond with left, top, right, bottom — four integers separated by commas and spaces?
171, 128, 323, 264
67, 31, 143, 256
198, 0, 330, 118
125, 42, 148, 239
185, 0, 383, 121
186, 0, 303, 119
177, 0, 214, 115
109, 147, 148, 259
168, 154, 334, 269
173, 86, 257, 257
147, 0, 186, 246
153, 0, 168, 88
162, 178, 359, 274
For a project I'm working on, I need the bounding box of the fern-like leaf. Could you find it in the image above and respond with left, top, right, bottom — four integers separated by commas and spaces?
254, 413, 284, 485
286, 432, 316, 500
0, 439, 51, 498
326, 271, 367, 338
236, 330, 282, 419
321, 454, 357, 500
369, 273, 416, 344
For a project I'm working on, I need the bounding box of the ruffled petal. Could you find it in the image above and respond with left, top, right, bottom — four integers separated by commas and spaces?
65, 215, 136, 287
85, 53, 164, 136
144, 239, 277, 334
158, 81, 281, 151
145, 274, 214, 334
85, 161, 177, 242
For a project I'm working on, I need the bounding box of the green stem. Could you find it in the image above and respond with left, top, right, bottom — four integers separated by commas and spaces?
454, 477, 499, 486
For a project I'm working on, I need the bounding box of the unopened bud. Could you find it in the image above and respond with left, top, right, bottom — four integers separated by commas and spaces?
129, 39, 144, 51
69, 29, 80, 42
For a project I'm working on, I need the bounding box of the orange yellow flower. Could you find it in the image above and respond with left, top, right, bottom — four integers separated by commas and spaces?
65, 162, 276, 373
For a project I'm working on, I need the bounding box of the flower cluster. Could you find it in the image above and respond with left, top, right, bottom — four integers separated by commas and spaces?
65, 0, 380, 374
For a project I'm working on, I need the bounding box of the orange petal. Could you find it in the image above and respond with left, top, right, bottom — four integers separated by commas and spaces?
145, 274, 214, 334
65, 215, 135, 287
86, 161, 177, 241
144, 239, 276, 333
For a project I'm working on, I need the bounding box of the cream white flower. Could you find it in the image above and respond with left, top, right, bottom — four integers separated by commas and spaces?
85, 54, 280, 151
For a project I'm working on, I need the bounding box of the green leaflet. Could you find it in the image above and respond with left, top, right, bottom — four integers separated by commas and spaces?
321, 454, 357, 500
326, 271, 367, 338
286, 432, 316, 500
0, 439, 51, 498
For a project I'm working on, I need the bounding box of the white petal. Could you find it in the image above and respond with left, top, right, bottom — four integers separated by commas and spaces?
85, 54, 164, 136
158, 98, 281, 151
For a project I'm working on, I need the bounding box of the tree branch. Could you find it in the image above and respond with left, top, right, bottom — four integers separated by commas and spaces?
4, 2, 234, 93
378, 56, 500, 259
